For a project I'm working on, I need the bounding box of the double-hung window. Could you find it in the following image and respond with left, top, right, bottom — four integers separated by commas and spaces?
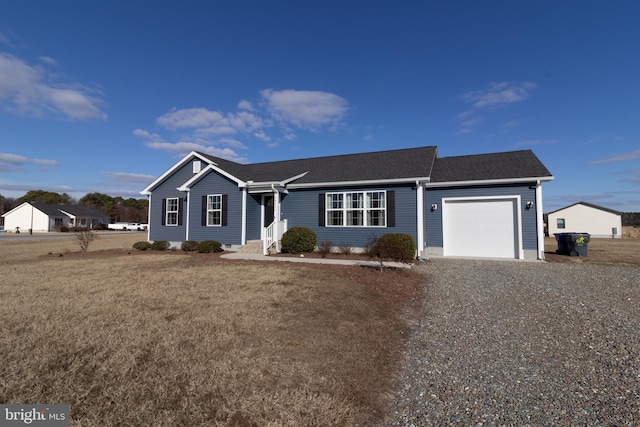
326, 191, 386, 227
165, 198, 179, 226
206, 194, 222, 226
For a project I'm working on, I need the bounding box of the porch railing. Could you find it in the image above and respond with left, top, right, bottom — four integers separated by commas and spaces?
263, 219, 288, 255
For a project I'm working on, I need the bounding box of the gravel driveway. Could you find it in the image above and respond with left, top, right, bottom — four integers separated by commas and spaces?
388, 258, 640, 426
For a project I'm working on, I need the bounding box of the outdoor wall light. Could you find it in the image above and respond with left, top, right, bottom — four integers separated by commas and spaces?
431, 204, 438, 211
526, 201, 534, 209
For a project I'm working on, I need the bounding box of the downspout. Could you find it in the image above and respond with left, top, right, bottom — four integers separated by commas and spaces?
535, 180, 544, 260
416, 181, 424, 258
146, 194, 151, 241
184, 190, 190, 242
241, 188, 247, 245
271, 184, 280, 253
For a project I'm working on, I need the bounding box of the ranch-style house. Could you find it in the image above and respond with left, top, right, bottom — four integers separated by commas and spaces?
141, 146, 553, 260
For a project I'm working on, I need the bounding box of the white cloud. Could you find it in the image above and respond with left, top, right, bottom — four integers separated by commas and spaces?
38, 56, 59, 67
227, 111, 269, 133
132, 129, 160, 139
455, 128, 474, 135
589, 150, 640, 165
32, 158, 59, 166
455, 82, 536, 134
260, 89, 348, 131
141, 88, 350, 159
460, 117, 484, 128
237, 99, 254, 111
218, 138, 247, 148
0, 153, 28, 165
103, 171, 156, 184
253, 130, 271, 142
144, 141, 246, 163
157, 108, 229, 131
514, 139, 559, 148
461, 81, 536, 109
0, 53, 106, 121
0, 153, 60, 172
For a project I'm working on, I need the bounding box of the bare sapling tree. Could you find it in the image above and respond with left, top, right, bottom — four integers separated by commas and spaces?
74, 227, 97, 252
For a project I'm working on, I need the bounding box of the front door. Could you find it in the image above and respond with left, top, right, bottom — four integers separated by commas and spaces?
264, 195, 274, 227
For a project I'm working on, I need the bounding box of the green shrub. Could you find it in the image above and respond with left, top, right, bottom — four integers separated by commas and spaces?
181, 240, 199, 252
150, 240, 170, 251
378, 233, 416, 263
133, 241, 152, 251
281, 226, 316, 254
317, 241, 332, 258
196, 240, 223, 253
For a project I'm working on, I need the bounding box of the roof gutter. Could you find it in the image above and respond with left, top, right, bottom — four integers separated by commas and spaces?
425, 176, 554, 188
287, 176, 432, 189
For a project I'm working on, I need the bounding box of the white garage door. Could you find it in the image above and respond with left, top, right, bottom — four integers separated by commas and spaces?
443, 197, 521, 259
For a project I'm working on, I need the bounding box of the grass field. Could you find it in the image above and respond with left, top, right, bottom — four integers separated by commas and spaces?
0, 234, 421, 426
2, 232, 637, 426
544, 234, 640, 267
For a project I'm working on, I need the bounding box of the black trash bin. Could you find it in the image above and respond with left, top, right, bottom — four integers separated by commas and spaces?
554, 233, 568, 254
556, 232, 590, 256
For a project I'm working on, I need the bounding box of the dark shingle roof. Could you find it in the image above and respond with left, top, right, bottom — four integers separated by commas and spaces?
430, 150, 552, 182
199, 146, 438, 184
547, 201, 622, 216
32, 203, 106, 218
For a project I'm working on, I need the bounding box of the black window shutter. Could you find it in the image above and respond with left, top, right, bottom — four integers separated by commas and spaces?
201, 196, 207, 226
387, 191, 395, 227
222, 195, 228, 226
161, 199, 166, 225
178, 198, 184, 226
318, 193, 325, 227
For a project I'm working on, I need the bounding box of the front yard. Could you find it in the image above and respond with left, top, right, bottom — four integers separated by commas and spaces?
0, 234, 421, 426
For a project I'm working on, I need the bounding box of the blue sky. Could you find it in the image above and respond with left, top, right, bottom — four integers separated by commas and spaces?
1, 1, 639, 212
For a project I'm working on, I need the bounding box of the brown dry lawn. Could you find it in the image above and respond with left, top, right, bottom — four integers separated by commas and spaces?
544, 233, 640, 267
0, 233, 421, 426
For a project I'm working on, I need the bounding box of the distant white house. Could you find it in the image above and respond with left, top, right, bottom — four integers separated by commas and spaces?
1, 203, 108, 233
547, 201, 622, 238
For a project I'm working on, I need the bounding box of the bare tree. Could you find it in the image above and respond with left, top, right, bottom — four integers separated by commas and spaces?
74, 228, 97, 252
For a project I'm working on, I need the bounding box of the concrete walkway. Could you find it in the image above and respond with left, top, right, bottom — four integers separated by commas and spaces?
220, 252, 412, 268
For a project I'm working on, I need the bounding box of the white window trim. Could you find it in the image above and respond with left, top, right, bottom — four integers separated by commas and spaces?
166, 197, 179, 226
206, 194, 223, 227
326, 190, 387, 227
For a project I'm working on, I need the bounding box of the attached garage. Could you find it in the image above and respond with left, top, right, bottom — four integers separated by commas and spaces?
442, 196, 523, 259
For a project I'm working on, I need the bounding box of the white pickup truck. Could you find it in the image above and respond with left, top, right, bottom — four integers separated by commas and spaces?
107, 222, 148, 231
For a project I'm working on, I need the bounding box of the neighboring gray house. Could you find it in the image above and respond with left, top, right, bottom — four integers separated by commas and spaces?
547, 201, 623, 238
1, 203, 109, 232
141, 146, 553, 260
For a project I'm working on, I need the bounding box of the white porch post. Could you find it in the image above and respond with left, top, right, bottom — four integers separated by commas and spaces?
272, 185, 280, 252
416, 181, 424, 257
184, 190, 190, 241
241, 188, 247, 245
146, 194, 151, 242
535, 180, 545, 260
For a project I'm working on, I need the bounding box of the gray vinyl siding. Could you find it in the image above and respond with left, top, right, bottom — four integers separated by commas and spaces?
148, 163, 195, 242
281, 185, 417, 248
246, 194, 262, 240
425, 184, 539, 250
188, 173, 242, 244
